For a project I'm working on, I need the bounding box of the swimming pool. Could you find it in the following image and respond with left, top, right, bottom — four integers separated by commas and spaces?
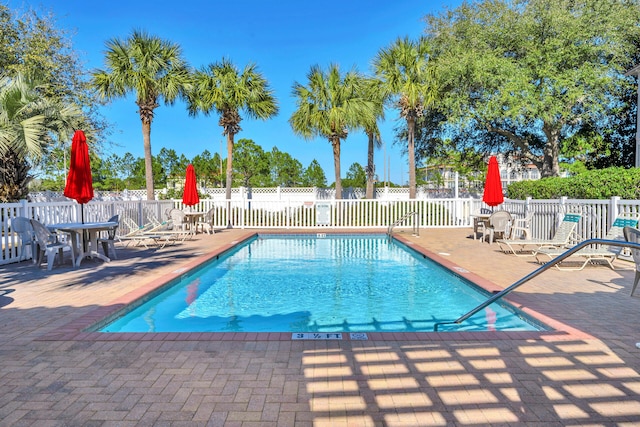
100, 234, 545, 333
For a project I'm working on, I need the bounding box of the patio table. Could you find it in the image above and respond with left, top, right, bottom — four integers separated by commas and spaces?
48, 221, 118, 267
470, 213, 491, 241
182, 211, 204, 233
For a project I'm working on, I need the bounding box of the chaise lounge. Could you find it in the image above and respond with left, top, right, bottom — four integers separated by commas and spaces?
496, 213, 582, 256
535, 216, 638, 270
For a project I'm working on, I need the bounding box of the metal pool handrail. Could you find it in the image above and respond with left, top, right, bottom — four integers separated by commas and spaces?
433, 238, 640, 331
387, 211, 419, 241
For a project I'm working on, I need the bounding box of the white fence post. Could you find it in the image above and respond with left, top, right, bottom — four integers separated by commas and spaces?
610, 196, 620, 225
454, 172, 459, 199
19, 199, 28, 217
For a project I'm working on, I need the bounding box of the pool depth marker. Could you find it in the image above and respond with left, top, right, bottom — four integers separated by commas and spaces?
291, 333, 369, 340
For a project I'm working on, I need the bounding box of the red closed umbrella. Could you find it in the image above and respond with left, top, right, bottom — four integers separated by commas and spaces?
182, 164, 200, 206
64, 130, 94, 222
482, 155, 504, 208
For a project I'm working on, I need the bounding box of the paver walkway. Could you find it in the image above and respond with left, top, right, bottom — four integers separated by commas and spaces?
1, 228, 639, 426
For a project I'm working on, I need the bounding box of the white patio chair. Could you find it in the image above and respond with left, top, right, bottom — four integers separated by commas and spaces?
12, 216, 36, 262
98, 214, 119, 260
170, 209, 187, 231
509, 211, 534, 240
480, 211, 512, 244
196, 208, 216, 234
30, 219, 75, 270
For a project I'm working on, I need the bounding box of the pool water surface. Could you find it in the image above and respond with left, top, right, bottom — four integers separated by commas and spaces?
100, 234, 544, 333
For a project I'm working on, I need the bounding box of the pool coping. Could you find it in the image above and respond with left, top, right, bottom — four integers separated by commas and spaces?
39, 231, 595, 342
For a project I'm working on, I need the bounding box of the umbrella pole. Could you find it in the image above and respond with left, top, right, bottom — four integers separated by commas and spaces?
80, 204, 89, 255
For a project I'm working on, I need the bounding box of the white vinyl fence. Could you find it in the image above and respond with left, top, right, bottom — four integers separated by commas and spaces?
2, 195, 640, 265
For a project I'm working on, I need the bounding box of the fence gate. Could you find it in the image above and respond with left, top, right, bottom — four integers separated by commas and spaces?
316, 202, 331, 226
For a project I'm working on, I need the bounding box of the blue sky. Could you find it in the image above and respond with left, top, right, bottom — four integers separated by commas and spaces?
10, 0, 462, 184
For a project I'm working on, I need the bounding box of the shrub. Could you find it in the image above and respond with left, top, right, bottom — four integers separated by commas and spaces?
507, 167, 640, 199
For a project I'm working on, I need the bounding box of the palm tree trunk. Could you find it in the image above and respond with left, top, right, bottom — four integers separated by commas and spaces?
0, 149, 31, 202
332, 137, 342, 200
142, 120, 155, 200
366, 132, 375, 199
225, 133, 234, 200
407, 116, 417, 199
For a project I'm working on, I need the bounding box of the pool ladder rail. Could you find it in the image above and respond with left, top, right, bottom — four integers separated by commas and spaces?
434, 238, 640, 331
387, 211, 420, 241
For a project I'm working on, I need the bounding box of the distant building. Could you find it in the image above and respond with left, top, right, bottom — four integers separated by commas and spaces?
421, 153, 567, 197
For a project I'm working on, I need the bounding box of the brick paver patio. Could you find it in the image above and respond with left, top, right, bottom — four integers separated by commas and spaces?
1, 227, 639, 426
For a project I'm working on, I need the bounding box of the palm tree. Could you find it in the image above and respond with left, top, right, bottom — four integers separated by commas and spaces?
0, 73, 81, 201
187, 58, 278, 201
374, 36, 437, 198
362, 78, 386, 199
290, 64, 373, 199
91, 30, 191, 200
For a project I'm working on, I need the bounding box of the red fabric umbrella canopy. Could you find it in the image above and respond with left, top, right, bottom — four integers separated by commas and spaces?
182, 164, 200, 206
482, 155, 504, 207
64, 130, 94, 205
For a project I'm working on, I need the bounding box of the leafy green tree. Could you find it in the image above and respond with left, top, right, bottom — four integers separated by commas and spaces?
92, 30, 192, 200
232, 138, 269, 187
301, 159, 327, 187
0, 6, 18, 72
191, 150, 221, 189
157, 148, 181, 180
578, 38, 640, 169
156, 147, 189, 185
342, 162, 367, 188
0, 73, 81, 201
127, 156, 165, 190
128, 158, 147, 190
0, 5, 106, 154
268, 146, 303, 187
290, 64, 373, 199
426, 0, 640, 177
374, 36, 437, 199
119, 152, 138, 187
1, 5, 81, 99
94, 153, 127, 191
187, 58, 278, 199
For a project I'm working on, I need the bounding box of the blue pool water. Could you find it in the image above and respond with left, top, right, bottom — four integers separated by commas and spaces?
100, 235, 544, 333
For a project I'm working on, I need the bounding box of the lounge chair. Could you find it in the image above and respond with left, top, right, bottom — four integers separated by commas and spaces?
624, 226, 640, 296
480, 211, 512, 244
497, 213, 582, 256
30, 219, 75, 270
148, 209, 192, 243
125, 215, 189, 248
535, 216, 638, 270
117, 218, 165, 249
